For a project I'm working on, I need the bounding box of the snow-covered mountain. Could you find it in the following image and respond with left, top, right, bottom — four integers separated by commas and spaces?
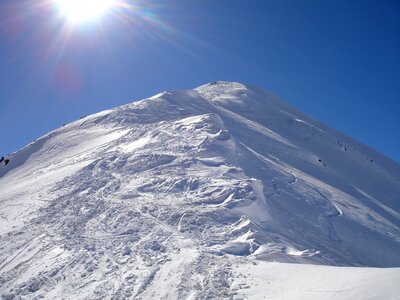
1, 81, 399, 299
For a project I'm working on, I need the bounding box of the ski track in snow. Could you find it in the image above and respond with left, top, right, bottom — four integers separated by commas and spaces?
0, 81, 399, 299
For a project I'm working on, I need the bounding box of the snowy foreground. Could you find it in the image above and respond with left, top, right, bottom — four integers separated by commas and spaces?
0, 81, 399, 299
232, 261, 400, 299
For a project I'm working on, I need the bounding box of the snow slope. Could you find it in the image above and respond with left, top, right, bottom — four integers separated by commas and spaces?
232, 261, 400, 300
0, 81, 399, 299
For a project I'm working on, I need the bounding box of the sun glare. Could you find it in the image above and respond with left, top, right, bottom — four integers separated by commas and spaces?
55, 0, 114, 24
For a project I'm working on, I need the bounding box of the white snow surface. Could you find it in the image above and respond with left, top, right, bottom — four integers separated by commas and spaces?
232, 261, 400, 300
0, 81, 399, 299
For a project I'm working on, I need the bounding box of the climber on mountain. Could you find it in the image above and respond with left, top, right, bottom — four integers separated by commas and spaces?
4, 159, 9, 165
0, 156, 4, 164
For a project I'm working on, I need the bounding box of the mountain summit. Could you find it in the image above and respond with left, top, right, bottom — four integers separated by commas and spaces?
1, 81, 399, 298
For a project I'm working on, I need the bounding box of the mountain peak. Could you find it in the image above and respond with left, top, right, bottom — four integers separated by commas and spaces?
196, 80, 249, 91
195, 81, 256, 103
0, 82, 399, 298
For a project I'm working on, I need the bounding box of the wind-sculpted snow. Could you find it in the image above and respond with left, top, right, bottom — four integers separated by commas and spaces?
0, 81, 399, 299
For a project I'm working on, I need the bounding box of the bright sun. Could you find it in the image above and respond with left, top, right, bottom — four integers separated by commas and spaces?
55, 0, 115, 24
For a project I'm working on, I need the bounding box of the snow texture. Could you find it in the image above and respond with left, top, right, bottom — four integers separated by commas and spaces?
0, 81, 399, 299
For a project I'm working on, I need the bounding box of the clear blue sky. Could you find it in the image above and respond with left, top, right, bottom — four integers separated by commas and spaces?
1, 0, 399, 162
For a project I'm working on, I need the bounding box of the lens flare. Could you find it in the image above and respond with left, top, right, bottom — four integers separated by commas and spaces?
55, 0, 114, 24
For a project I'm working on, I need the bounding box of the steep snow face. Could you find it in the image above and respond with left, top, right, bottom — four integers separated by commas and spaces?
0, 81, 399, 298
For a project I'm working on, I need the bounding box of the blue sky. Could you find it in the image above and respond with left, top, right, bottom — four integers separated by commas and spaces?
1, 0, 399, 162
